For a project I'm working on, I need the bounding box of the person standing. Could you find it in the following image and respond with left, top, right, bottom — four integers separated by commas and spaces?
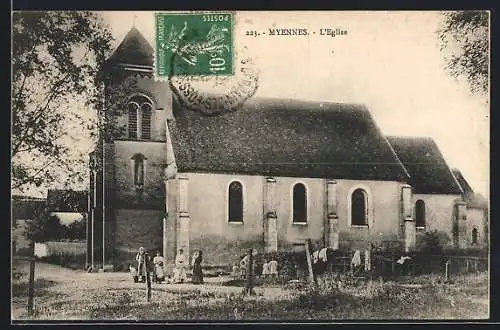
153, 251, 165, 284
136, 247, 146, 283
191, 250, 204, 284
173, 249, 188, 283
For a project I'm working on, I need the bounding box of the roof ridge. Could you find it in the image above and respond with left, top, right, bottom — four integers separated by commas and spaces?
247, 96, 367, 108
383, 136, 411, 180
387, 135, 434, 141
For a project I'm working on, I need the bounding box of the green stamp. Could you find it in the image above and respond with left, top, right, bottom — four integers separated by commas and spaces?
155, 12, 234, 77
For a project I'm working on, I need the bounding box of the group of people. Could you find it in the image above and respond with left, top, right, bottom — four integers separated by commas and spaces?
131, 247, 204, 284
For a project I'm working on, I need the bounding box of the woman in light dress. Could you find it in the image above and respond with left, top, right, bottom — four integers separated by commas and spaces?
153, 251, 165, 283
173, 249, 188, 283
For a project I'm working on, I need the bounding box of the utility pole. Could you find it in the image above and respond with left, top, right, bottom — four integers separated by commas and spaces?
102, 121, 106, 270
91, 169, 96, 270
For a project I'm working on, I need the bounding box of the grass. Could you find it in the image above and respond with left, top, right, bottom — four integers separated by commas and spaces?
11, 261, 489, 321
85, 275, 489, 320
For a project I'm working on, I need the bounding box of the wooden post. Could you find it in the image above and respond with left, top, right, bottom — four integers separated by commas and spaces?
445, 260, 450, 282
145, 253, 151, 302
244, 249, 255, 296
391, 253, 395, 277
305, 239, 317, 285
27, 242, 35, 315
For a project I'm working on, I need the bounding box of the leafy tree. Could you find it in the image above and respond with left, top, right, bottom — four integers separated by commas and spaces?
63, 218, 87, 241
26, 212, 64, 243
438, 11, 489, 98
11, 11, 113, 193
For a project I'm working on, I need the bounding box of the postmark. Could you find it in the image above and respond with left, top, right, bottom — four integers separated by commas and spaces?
168, 46, 260, 115
155, 12, 234, 77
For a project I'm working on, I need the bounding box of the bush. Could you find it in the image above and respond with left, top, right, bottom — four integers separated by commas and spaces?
416, 230, 449, 255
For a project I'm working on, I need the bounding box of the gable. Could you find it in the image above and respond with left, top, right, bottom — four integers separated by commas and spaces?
452, 169, 488, 209
168, 98, 410, 182
387, 136, 463, 195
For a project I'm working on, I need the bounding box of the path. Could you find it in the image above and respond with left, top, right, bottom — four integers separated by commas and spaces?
12, 261, 290, 320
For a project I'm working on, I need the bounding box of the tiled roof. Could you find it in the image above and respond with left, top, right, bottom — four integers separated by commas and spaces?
451, 169, 488, 209
11, 198, 46, 220
108, 27, 154, 67
387, 136, 463, 194
168, 98, 410, 182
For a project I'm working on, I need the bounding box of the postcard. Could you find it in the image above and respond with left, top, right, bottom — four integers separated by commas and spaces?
11, 10, 490, 322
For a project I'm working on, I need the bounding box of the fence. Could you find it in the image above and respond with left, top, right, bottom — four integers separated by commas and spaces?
327, 251, 488, 279
257, 249, 489, 281
34, 241, 87, 270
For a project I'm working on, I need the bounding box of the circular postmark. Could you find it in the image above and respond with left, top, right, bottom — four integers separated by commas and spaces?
168, 46, 260, 116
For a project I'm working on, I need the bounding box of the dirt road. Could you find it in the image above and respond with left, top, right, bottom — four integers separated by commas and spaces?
11, 261, 289, 320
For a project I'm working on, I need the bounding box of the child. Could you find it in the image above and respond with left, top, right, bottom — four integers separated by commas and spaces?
135, 247, 146, 282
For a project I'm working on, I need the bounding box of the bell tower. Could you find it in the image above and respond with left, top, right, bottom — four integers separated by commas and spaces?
88, 25, 174, 271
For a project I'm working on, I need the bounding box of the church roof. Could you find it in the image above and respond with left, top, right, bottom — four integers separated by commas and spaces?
451, 169, 488, 209
168, 98, 410, 182
386, 136, 463, 195
108, 27, 154, 67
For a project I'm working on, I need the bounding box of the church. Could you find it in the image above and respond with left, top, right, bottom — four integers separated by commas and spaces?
87, 27, 488, 270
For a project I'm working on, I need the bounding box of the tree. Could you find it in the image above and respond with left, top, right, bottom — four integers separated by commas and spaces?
63, 218, 87, 241
438, 11, 489, 98
11, 11, 113, 194
26, 212, 64, 243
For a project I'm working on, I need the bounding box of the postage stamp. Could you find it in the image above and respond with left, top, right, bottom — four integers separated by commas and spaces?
155, 12, 234, 77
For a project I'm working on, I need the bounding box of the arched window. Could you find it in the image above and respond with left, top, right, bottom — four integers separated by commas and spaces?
127, 95, 153, 140
351, 189, 368, 226
131, 154, 146, 188
472, 228, 478, 245
128, 102, 138, 139
141, 102, 152, 140
292, 183, 307, 223
415, 200, 426, 228
228, 181, 243, 222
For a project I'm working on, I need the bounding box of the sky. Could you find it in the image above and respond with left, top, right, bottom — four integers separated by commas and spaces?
100, 11, 489, 197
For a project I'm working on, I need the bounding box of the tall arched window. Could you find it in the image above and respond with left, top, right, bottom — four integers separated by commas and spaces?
292, 183, 307, 223
415, 200, 426, 228
472, 228, 478, 245
127, 95, 153, 140
351, 189, 368, 226
128, 102, 138, 139
131, 154, 146, 188
141, 102, 152, 140
228, 181, 243, 222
